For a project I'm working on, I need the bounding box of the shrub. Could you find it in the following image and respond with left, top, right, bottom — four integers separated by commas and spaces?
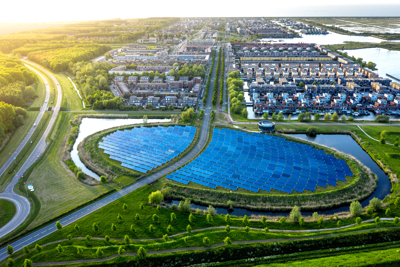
385, 208, 391, 216
375, 216, 381, 224
224, 237, 232, 245
149, 224, 154, 232
170, 213, 176, 224
100, 176, 107, 183
6, 245, 13, 255
306, 127, 317, 137
206, 214, 212, 224
161, 187, 171, 196
96, 248, 104, 257
178, 199, 191, 213
86, 235, 91, 241
111, 223, 117, 231
189, 213, 194, 224
56, 244, 63, 253
289, 205, 301, 223
122, 203, 128, 210
348, 116, 354, 121
332, 112, 339, 121
152, 214, 159, 222
355, 217, 362, 225
312, 212, 319, 220
379, 137, 386, 144
299, 217, 304, 226
317, 217, 324, 227
227, 200, 234, 209
207, 205, 217, 216
24, 259, 32, 267
243, 215, 249, 225
163, 234, 169, 242
135, 213, 140, 221
92, 222, 99, 232
340, 115, 346, 121
35, 244, 43, 253
337, 220, 341, 227
279, 217, 286, 224
261, 216, 266, 226
130, 225, 136, 232
225, 214, 230, 224
203, 237, 211, 247
149, 191, 164, 204
375, 115, 389, 123
124, 235, 130, 245
137, 247, 147, 259
350, 201, 363, 217
167, 225, 172, 232
7, 258, 15, 267
55, 221, 63, 230
187, 224, 192, 234
394, 217, 399, 225
171, 204, 178, 210
245, 226, 250, 234
225, 225, 231, 234
74, 224, 80, 232
23, 246, 30, 254
105, 235, 110, 244
370, 197, 382, 211
265, 227, 269, 232
118, 246, 125, 255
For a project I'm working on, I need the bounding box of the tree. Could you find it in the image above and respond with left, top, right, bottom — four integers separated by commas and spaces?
55, 221, 63, 230
105, 235, 110, 244
35, 244, 43, 253
370, 198, 382, 211
243, 215, 249, 225
279, 217, 286, 224
137, 247, 147, 259
207, 205, 217, 216
348, 116, 354, 121
149, 224, 154, 233
306, 127, 317, 137
23, 246, 30, 254
111, 223, 117, 231
135, 213, 140, 221
152, 214, 159, 223
225, 214, 231, 224
74, 224, 80, 232
118, 246, 125, 255
367, 207, 374, 217
375, 216, 380, 225
140, 203, 144, 210
171, 213, 176, 224
337, 220, 341, 227
96, 248, 104, 257
178, 199, 191, 213
290, 205, 301, 223
56, 244, 64, 253
299, 81, 304, 88
288, 114, 292, 121
324, 113, 331, 121
163, 234, 169, 242
350, 201, 363, 217
277, 112, 284, 121
224, 236, 232, 245
149, 190, 164, 204
167, 225, 172, 232
124, 235, 130, 245
225, 224, 231, 234
263, 113, 269, 120
314, 113, 320, 121
7, 258, 15, 267
340, 115, 346, 121
299, 217, 305, 226
93, 222, 99, 232
189, 213, 194, 224
24, 259, 32, 267
203, 237, 211, 247
261, 216, 267, 226
379, 137, 386, 145
143, 115, 148, 124
6, 245, 13, 255
265, 227, 269, 232
244, 226, 250, 235
77, 247, 83, 255
385, 208, 391, 216
206, 214, 212, 224
227, 200, 234, 209
298, 113, 305, 122
122, 203, 128, 211
86, 235, 91, 241
312, 212, 319, 220
187, 224, 192, 234
355, 217, 362, 225
100, 176, 107, 183
317, 217, 324, 227
332, 112, 339, 121
130, 225, 136, 232
117, 213, 122, 222
242, 108, 248, 118
394, 217, 399, 225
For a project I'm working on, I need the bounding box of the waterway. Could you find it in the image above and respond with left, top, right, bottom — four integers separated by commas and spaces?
260, 31, 400, 45
71, 117, 170, 179
166, 134, 391, 217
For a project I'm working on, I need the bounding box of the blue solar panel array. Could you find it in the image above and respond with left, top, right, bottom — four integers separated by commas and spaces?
99, 126, 196, 173
167, 129, 353, 194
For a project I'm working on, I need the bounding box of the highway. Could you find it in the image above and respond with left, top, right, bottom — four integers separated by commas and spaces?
0, 48, 220, 262
0, 61, 62, 240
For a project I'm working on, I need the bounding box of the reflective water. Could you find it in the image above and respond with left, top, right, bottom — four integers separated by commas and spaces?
71, 117, 170, 179
166, 134, 391, 217
260, 31, 400, 45
341, 48, 400, 80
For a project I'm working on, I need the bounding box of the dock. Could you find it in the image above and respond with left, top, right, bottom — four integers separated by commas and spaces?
387, 73, 400, 82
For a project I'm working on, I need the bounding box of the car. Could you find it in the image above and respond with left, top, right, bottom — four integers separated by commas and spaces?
33, 123, 37, 127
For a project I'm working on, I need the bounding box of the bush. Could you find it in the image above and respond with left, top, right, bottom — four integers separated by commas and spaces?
306, 127, 318, 137
178, 199, 191, 213
370, 197, 382, 211
149, 191, 164, 204
289, 205, 301, 223
332, 112, 339, 121
348, 116, 354, 121
76, 171, 84, 179
203, 237, 211, 247
350, 201, 363, 217
355, 217, 362, 225
375, 115, 389, 123
207, 205, 217, 216
224, 236, 232, 245
100, 176, 107, 183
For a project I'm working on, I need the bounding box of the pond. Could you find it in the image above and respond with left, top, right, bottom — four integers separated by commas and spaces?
165, 134, 391, 217
260, 31, 400, 45
71, 117, 171, 180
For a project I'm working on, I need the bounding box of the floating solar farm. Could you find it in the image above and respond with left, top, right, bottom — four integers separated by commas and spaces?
99, 126, 196, 173
167, 129, 353, 194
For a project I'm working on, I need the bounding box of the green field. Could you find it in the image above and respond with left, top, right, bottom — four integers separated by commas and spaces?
0, 199, 16, 229
55, 73, 83, 111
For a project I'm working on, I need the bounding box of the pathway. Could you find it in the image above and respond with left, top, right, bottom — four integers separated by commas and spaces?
357, 125, 394, 145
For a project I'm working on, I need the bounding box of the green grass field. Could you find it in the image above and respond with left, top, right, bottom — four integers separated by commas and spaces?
0, 199, 16, 229
55, 73, 83, 111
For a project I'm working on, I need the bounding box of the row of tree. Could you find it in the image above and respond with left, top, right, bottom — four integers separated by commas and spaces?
168, 64, 206, 79
0, 101, 28, 145
227, 71, 246, 117
212, 48, 222, 105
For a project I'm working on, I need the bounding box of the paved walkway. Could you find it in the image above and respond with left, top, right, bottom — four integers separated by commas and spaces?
357, 125, 394, 145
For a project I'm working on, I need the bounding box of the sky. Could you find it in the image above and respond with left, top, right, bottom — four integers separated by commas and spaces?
2, 0, 400, 23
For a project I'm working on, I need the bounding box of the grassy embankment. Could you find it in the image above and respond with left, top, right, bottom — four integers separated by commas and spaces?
326, 42, 400, 52
54, 73, 83, 111
0, 199, 16, 229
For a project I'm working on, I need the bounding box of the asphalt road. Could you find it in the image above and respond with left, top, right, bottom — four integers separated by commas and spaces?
0, 48, 220, 262
0, 61, 62, 240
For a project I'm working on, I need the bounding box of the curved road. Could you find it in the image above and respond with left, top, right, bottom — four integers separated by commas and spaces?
0, 61, 62, 239
0, 48, 220, 262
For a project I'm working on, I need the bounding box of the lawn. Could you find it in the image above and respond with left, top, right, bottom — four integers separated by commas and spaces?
55, 73, 83, 111
0, 199, 16, 228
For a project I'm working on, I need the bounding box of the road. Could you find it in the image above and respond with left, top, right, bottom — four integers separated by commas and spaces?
0, 47, 220, 262
0, 61, 62, 240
